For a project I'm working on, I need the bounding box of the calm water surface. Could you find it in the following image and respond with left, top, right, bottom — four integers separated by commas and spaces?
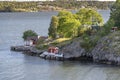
0, 10, 120, 80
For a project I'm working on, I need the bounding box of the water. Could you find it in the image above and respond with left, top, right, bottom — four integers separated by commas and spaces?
0, 10, 120, 80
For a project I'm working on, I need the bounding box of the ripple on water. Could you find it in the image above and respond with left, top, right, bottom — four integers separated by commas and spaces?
0, 63, 25, 80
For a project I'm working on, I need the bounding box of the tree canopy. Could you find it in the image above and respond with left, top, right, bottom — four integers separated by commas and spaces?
22, 30, 38, 40
110, 0, 120, 28
76, 8, 103, 26
48, 8, 103, 38
48, 16, 59, 38
57, 10, 81, 38
76, 8, 103, 36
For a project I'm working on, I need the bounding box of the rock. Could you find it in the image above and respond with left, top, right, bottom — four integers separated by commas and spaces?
11, 46, 31, 51
59, 31, 120, 65
60, 38, 86, 59
92, 31, 120, 64
11, 31, 120, 65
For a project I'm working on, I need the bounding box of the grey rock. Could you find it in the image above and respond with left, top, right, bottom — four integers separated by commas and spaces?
92, 31, 120, 64
60, 38, 86, 59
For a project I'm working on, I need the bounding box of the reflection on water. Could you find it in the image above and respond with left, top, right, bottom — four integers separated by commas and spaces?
0, 11, 120, 80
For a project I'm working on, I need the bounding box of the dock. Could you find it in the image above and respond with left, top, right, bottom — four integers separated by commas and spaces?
40, 51, 64, 61
11, 46, 43, 56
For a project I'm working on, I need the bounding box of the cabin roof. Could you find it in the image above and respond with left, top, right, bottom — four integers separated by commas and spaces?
39, 36, 48, 39
26, 36, 38, 41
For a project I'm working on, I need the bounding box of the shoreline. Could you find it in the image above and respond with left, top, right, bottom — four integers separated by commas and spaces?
10, 42, 120, 66
0, 8, 110, 13
11, 46, 64, 61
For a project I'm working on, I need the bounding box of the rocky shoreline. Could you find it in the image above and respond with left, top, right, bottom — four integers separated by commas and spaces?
11, 31, 120, 65
59, 31, 120, 65
11, 46, 64, 61
11, 46, 43, 56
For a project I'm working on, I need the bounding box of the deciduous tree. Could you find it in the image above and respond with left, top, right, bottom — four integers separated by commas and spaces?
110, 0, 120, 28
22, 30, 38, 40
48, 16, 59, 38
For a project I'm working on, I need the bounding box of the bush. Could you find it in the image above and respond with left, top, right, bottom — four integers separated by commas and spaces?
22, 30, 38, 40
36, 44, 48, 50
80, 34, 100, 51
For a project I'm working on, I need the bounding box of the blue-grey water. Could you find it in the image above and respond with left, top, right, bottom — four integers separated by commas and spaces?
0, 10, 120, 80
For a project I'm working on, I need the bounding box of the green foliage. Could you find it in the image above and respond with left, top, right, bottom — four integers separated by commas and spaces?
99, 19, 115, 36
37, 38, 45, 45
22, 30, 38, 40
49, 8, 103, 39
48, 16, 59, 38
36, 44, 48, 50
3, 6, 13, 12
57, 10, 74, 18
57, 10, 81, 38
0, 2, 38, 12
80, 34, 100, 51
76, 8, 103, 36
80, 17, 115, 51
110, 0, 120, 28
43, 1, 114, 10
80, 16, 115, 51
50, 38, 72, 48
58, 18, 81, 37
76, 8, 103, 26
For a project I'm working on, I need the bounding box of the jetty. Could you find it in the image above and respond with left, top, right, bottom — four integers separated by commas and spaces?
11, 46, 43, 56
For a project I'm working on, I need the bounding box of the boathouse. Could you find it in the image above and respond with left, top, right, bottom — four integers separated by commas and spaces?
25, 36, 39, 46
48, 46, 59, 54
25, 36, 48, 46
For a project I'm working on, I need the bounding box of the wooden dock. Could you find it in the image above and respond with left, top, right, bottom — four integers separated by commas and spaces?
11, 46, 43, 56
40, 51, 64, 61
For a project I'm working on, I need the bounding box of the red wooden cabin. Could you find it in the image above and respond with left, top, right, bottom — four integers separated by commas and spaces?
48, 47, 59, 54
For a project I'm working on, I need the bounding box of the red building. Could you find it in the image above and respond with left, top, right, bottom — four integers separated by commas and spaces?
25, 36, 48, 46
48, 47, 59, 54
25, 36, 39, 46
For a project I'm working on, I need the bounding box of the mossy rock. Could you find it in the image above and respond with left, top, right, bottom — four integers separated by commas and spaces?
92, 31, 120, 63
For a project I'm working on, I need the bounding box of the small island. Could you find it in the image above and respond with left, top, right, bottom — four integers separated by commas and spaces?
11, 0, 120, 65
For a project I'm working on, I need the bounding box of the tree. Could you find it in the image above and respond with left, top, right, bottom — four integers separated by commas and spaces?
57, 10, 74, 18
57, 10, 81, 38
110, 0, 120, 28
22, 30, 38, 40
76, 8, 103, 26
3, 6, 13, 12
48, 16, 59, 38
48, 8, 103, 38
76, 8, 103, 36
58, 17, 81, 38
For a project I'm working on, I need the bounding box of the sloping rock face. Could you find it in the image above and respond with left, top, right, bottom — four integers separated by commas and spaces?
60, 38, 86, 59
92, 31, 120, 65
58, 31, 120, 65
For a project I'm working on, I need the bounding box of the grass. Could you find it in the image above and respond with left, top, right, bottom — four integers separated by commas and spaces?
50, 38, 72, 48
53, 38, 71, 43
36, 38, 72, 50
